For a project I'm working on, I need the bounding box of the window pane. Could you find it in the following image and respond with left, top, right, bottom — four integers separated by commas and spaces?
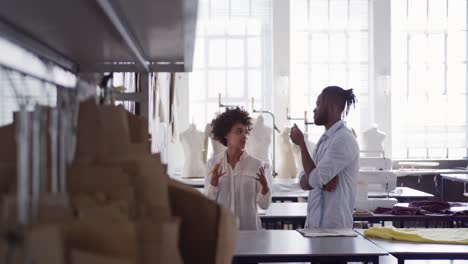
188, 71, 206, 101
392, 32, 408, 63
291, 0, 309, 29
208, 39, 226, 67
329, 34, 346, 62
290, 64, 308, 116
348, 32, 368, 62
391, 63, 408, 96
227, 70, 245, 97
248, 37, 262, 67
408, 0, 427, 30
208, 70, 226, 98
197, 0, 210, 21
349, 64, 368, 94
449, 148, 466, 158
293, 32, 309, 64
309, 0, 329, 30
427, 96, 447, 126
428, 0, 447, 30
329, 0, 348, 29
231, 0, 249, 17
248, 70, 262, 101
349, 0, 368, 30
447, 64, 467, 95
227, 39, 245, 67
427, 64, 445, 94
247, 19, 262, 35
329, 64, 347, 88
409, 64, 428, 95
447, 95, 465, 125
310, 33, 328, 62
447, 31, 467, 61
211, 0, 229, 19
448, 0, 467, 30
427, 34, 445, 63
310, 64, 329, 92
193, 38, 205, 68
409, 34, 427, 63
391, 0, 408, 30
227, 20, 246, 36
206, 21, 226, 35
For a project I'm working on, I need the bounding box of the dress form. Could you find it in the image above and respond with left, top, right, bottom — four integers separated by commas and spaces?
292, 134, 316, 177
246, 115, 272, 163
180, 124, 206, 178
277, 127, 297, 178
361, 124, 386, 157
204, 123, 226, 160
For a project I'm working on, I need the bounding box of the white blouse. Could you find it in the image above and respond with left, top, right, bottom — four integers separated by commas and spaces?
205, 150, 271, 230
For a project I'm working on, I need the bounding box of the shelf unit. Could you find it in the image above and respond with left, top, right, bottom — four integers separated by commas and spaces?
0, 0, 198, 73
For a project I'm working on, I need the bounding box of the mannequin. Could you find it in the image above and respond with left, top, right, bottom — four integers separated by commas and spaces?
180, 124, 206, 178
245, 115, 272, 163
277, 127, 297, 178
292, 134, 316, 177
361, 124, 386, 157
204, 123, 226, 161
246, 115, 274, 190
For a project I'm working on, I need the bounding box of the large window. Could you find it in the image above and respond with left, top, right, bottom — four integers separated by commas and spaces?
290, 0, 370, 140
188, 0, 272, 130
391, 0, 467, 158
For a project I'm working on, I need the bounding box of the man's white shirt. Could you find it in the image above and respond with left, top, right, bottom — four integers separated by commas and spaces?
298, 120, 360, 228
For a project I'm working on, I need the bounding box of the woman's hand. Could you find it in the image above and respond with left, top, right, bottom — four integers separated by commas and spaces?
256, 166, 269, 195
209, 161, 226, 186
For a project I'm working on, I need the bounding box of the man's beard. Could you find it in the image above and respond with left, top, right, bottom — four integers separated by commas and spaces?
314, 112, 328, 126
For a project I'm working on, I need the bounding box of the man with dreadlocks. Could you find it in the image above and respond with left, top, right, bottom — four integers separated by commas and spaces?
290, 86, 359, 229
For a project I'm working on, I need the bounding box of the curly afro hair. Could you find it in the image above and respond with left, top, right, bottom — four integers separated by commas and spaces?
210, 107, 252, 146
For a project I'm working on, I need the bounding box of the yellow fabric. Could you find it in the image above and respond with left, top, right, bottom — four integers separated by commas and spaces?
364, 227, 468, 245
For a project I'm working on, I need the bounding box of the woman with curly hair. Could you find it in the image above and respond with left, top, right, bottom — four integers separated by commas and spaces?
204, 107, 271, 230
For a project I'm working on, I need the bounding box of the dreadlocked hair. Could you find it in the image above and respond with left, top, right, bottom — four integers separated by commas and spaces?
321, 86, 357, 116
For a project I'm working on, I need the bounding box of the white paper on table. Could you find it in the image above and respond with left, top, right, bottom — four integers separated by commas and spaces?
296, 228, 357, 237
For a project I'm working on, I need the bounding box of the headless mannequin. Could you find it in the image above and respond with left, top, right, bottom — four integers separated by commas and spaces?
180, 124, 206, 178
361, 124, 386, 157
246, 115, 272, 163
204, 123, 226, 161
292, 133, 316, 177
277, 127, 297, 178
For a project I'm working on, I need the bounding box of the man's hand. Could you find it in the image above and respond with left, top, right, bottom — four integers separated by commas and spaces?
290, 123, 305, 146
322, 175, 339, 192
209, 161, 226, 186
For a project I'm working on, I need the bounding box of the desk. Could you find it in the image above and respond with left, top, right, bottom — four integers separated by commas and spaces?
393, 169, 466, 177
272, 187, 433, 203
356, 229, 468, 264
440, 173, 468, 201
176, 177, 204, 188
272, 190, 309, 202
369, 187, 433, 202
260, 203, 468, 229
232, 230, 387, 263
